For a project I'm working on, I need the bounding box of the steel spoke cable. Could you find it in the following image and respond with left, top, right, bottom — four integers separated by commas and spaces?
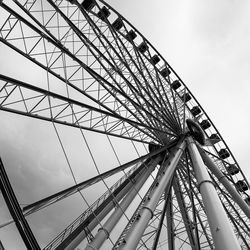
100, 0, 184, 130
81, 6, 179, 135
152, 69, 182, 129
46, 1, 162, 132
88, 8, 177, 132
114, 19, 182, 131
166, 75, 183, 129
51, 0, 178, 136
114, 26, 181, 131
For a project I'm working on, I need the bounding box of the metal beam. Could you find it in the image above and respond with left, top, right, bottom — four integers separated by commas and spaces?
187, 136, 241, 250
0, 158, 40, 250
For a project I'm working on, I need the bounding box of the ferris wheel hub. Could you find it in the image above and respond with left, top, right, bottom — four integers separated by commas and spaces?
186, 119, 206, 145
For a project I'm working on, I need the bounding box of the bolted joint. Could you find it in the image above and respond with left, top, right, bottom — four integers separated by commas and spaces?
142, 206, 154, 219
97, 227, 110, 239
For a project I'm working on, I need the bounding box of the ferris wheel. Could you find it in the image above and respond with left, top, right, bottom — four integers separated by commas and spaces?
0, 0, 250, 249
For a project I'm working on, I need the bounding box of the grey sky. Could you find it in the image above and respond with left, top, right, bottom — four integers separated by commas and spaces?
1, 0, 250, 249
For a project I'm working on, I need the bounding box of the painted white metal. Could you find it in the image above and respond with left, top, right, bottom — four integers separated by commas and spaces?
199, 147, 250, 220
119, 139, 186, 250
187, 137, 241, 250
85, 157, 160, 250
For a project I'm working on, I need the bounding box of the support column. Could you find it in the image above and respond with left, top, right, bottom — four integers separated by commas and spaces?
187, 137, 241, 250
119, 139, 186, 250
166, 188, 175, 250
85, 156, 160, 250
198, 147, 250, 220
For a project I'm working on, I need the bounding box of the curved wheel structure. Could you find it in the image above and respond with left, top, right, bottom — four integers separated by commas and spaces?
0, 1, 250, 249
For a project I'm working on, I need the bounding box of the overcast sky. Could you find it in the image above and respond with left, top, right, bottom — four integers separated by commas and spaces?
1, 1, 250, 249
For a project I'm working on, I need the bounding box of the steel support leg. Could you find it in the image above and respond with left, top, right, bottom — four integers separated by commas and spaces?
119, 139, 186, 250
187, 137, 241, 250
166, 188, 175, 250
198, 147, 250, 220
85, 156, 160, 250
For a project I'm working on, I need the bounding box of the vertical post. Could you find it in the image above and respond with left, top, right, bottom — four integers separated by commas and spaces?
119, 139, 186, 250
85, 156, 160, 250
187, 137, 241, 250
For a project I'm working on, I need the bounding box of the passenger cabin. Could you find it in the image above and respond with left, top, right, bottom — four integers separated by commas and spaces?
235, 180, 248, 192
244, 197, 250, 206
97, 6, 110, 21
191, 106, 201, 116
209, 133, 220, 141
227, 164, 239, 175
181, 93, 192, 103
112, 18, 123, 30
199, 120, 211, 130
81, 0, 95, 11
150, 55, 160, 65
218, 148, 230, 159
171, 80, 181, 90
138, 42, 148, 53
160, 67, 171, 77
126, 30, 137, 41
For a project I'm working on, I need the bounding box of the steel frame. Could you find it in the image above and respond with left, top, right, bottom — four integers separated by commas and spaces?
0, 1, 250, 250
